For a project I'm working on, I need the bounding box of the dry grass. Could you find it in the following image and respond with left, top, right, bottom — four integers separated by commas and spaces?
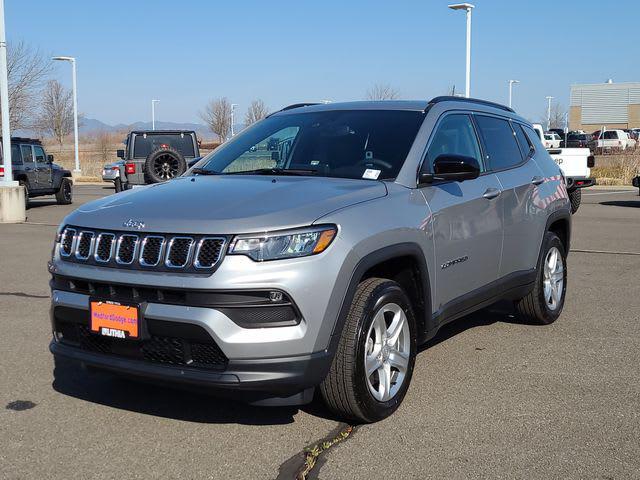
591, 152, 640, 186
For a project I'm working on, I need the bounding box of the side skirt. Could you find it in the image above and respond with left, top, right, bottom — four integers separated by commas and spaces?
421, 269, 536, 344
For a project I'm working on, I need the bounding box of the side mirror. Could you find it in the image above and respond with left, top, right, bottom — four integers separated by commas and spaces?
419, 154, 480, 185
117, 149, 125, 159
47, 154, 54, 163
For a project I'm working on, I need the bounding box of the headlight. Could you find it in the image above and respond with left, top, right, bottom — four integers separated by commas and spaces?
229, 225, 337, 261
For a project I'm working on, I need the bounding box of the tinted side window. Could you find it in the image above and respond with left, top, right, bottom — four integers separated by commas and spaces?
20, 145, 34, 164
11, 144, 22, 165
513, 123, 534, 159
33, 146, 46, 162
475, 115, 523, 171
424, 114, 482, 172
603, 131, 616, 139
523, 125, 546, 151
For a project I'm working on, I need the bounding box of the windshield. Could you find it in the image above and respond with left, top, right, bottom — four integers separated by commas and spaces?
194, 110, 425, 180
132, 133, 195, 158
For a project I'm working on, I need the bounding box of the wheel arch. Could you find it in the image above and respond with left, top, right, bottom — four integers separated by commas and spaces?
329, 243, 433, 352
546, 210, 571, 254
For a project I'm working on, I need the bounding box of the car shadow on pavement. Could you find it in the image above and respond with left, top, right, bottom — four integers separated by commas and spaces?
52, 358, 302, 425
600, 200, 640, 208
26, 199, 59, 208
420, 301, 536, 352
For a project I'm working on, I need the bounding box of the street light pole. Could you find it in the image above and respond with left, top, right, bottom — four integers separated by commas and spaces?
508, 80, 520, 109
231, 103, 238, 137
151, 99, 159, 130
448, 3, 475, 98
545, 96, 554, 131
0, 0, 13, 185
53, 56, 80, 173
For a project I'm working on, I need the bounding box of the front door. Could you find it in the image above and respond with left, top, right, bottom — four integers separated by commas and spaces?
20, 145, 38, 190
419, 113, 504, 312
33, 145, 53, 189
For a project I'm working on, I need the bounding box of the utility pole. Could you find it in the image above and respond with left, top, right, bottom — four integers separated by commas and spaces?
546, 96, 554, 131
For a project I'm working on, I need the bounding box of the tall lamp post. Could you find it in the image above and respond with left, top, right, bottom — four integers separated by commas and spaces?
151, 99, 159, 130
508, 80, 520, 108
0, 0, 13, 185
52, 56, 80, 174
448, 3, 475, 98
230, 103, 238, 138
545, 95, 554, 131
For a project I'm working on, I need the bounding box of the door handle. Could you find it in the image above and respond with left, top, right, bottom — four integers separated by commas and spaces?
482, 188, 501, 200
531, 176, 545, 185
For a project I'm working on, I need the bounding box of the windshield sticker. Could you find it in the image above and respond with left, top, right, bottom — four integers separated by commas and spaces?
363, 169, 381, 180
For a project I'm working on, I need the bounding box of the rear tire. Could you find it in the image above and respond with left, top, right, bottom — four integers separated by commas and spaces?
320, 278, 417, 423
114, 177, 123, 192
516, 231, 567, 325
569, 189, 581, 214
55, 178, 73, 205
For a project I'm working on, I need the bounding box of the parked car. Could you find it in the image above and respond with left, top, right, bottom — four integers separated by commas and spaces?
543, 133, 562, 149
49, 97, 571, 423
548, 128, 566, 139
533, 124, 595, 213
0, 137, 73, 209
102, 160, 126, 192
589, 129, 629, 151
564, 132, 591, 148
116, 130, 201, 188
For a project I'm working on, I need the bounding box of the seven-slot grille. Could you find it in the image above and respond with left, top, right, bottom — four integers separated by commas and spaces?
58, 226, 226, 272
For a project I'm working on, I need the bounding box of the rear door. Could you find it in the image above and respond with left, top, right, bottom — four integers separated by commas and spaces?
33, 145, 53, 189
20, 144, 38, 190
475, 116, 547, 278
418, 113, 504, 311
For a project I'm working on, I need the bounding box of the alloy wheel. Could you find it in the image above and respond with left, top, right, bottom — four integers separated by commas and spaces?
543, 246, 564, 310
364, 302, 411, 402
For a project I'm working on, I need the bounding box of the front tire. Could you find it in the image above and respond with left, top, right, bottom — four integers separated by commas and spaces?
320, 278, 417, 423
569, 189, 581, 214
19, 180, 30, 210
55, 178, 73, 205
516, 231, 567, 324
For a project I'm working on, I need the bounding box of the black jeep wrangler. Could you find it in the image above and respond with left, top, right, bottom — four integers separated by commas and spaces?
0, 137, 73, 208
116, 130, 200, 189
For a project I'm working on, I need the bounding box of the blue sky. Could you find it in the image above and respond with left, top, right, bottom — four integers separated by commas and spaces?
7, 0, 639, 125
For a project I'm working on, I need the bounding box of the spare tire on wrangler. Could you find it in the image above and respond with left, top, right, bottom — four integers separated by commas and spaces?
143, 147, 187, 183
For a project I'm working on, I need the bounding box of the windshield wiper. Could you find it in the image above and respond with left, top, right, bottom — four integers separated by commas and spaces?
227, 168, 317, 176
190, 168, 220, 175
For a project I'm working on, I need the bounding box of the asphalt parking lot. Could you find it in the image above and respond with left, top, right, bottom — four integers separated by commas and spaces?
1, 184, 639, 479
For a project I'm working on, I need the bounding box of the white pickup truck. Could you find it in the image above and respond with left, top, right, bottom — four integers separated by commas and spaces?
532, 124, 596, 213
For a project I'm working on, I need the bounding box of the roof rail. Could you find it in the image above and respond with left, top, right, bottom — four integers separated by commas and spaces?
427, 96, 515, 113
267, 102, 322, 117
0, 136, 42, 144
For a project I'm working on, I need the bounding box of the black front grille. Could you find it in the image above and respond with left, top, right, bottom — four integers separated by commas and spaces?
167, 238, 193, 267
58, 227, 227, 272
56, 317, 228, 371
76, 232, 94, 259
140, 236, 164, 266
116, 235, 138, 264
61, 228, 76, 256
95, 233, 115, 262
195, 238, 224, 269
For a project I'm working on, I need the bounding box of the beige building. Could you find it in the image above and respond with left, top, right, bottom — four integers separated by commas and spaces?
569, 81, 640, 132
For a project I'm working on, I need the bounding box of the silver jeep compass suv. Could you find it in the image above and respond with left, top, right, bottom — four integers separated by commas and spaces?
49, 97, 571, 423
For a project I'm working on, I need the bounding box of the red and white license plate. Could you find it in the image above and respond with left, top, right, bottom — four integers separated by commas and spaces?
90, 300, 139, 339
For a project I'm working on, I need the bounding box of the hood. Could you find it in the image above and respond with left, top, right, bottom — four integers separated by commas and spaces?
64, 176, 387, 234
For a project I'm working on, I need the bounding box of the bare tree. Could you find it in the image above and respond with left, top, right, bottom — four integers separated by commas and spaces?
4, 41, 52, 130
200, 97, 232, 142
366, 83, 400, 101
540, 102, 567, 130
33, 80, 73, 148
244, 99, 269, 126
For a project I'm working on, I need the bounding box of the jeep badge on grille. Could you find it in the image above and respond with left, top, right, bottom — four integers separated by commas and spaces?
123, 219, 145, 230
